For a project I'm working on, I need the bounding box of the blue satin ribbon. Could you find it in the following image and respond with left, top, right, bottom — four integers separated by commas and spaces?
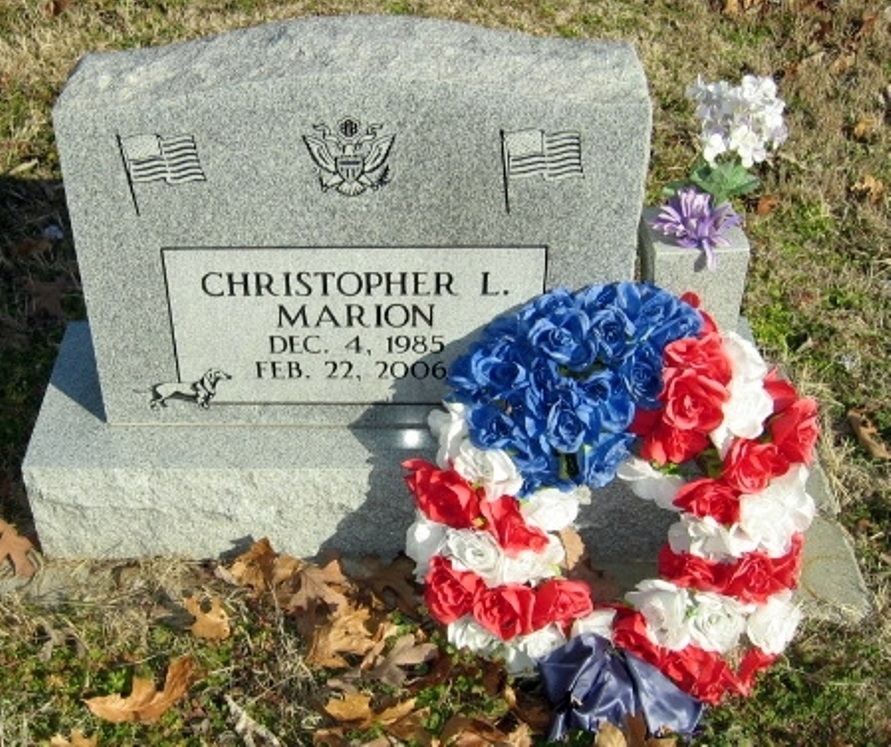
537, 633, 704, 740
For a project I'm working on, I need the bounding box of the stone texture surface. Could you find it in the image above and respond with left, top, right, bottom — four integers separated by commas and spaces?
639, 207, 750, 332
54, 15, 651, 426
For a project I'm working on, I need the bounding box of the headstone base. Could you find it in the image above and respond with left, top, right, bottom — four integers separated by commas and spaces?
22, 323, 423, 559
23, 323, 675, 561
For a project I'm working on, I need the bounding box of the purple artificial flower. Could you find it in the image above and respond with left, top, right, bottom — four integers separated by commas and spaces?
650, 188, 741, 270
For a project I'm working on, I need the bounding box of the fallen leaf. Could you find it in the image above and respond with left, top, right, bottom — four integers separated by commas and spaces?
347, 554, 421, 614
847, 409, 891, 460
314, 728, 350, 747
306, 606, 377, 668
322, 692, 373, 723
850, 174, 885, 205
439, 714, 517, 746
84, 655, 195, 724
558, 527, 586, 570
226, 537, 278, 592
852, 115, 881, 142
365, 632, 438, 687
595, 722, 627, 747
282, 557, 351, 615
50, 731, 97, 747
0, 518, 37, 578
504, 684, 552, 733
755, 194, 780, 216
184, 593, 231, 640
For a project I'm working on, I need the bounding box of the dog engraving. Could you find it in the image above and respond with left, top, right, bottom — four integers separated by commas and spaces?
149, 368, 231, 409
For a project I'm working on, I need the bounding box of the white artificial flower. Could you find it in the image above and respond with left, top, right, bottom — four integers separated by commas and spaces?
452, 440, 523, 500
444, 529, 503, 586
405, 513, 447, 580
448, 616, 500, 656
427, 402, 468, 467
570, 608, 617, 640
710, 332, 773, 451
746, 591, 801, 654
520, 486, 581, 531
687, 74, 787, 166
504, 624, 568, 674
668, 514, 758, 561
702, 128, 729, 165
626, 579, 692, 651
498, 534, 565, 585
738, 466, 815, 556
616, 456, 685, 511
687, 592, 749, 654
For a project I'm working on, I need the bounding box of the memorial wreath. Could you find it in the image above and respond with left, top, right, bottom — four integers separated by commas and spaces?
402, 282, 818, 740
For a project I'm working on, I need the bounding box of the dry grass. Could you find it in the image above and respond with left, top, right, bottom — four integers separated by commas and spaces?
1, 0, 890, 744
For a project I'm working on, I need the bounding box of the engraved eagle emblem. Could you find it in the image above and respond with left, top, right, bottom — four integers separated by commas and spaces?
302, 117, 395, 196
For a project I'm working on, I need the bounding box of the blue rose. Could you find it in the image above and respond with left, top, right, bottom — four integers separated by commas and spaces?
588, 307, 634, 365
579, 432, 636, 488
528, 308, 596, 371
579, 369, 635, 433
619, 341, 665, 409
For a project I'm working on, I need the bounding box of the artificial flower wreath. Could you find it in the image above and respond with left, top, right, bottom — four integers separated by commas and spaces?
402, 282, 818, 740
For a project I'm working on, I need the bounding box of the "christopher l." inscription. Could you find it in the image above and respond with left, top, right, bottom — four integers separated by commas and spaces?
161, 246, 546, 405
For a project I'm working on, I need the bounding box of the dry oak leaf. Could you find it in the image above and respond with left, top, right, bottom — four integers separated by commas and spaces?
306, 605, 378, 668
225, 537, 279, 592
184, 593, 231, 640
84, 655, 195, 724
282, 557, 352, 614
50, 731, 97, 747
364, 632, 438, 687
439, 714, 531, 747
0, 518, 37, 578
322, 691, 416, 729
346, 554, 422, 614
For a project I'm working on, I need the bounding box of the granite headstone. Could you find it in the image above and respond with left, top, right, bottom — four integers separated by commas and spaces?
25, 15, 665, 560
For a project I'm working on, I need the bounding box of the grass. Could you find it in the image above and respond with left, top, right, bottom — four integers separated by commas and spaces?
1, 0, 890, 744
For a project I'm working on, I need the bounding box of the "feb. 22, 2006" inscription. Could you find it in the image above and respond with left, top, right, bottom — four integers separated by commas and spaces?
161, 246, 547, 405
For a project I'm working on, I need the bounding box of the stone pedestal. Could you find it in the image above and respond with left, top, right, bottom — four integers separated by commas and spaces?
639, 207, 750, 332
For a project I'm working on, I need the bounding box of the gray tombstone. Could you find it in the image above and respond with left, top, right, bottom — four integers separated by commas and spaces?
25, 15, 658, 559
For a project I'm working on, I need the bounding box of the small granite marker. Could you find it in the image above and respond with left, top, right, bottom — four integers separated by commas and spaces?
21, 17, 870, 622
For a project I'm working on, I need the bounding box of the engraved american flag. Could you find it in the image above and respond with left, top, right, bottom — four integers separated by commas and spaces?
120, 134, 206, 184
502, 129, 583, 181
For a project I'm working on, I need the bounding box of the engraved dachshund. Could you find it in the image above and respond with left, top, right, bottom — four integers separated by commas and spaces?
149, 368, 231, 409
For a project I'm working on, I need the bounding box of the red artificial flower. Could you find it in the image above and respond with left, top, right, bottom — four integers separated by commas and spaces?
657, 545, 721, 590
660, 535, 804, 605
672, 478, 741, 524
660, 368, 730, 433
423, 555, 482, 624
721, 439, 787, 494
531, 579, 594, 630
763, 369, 800, 414
662, 645, 743, 704
612, 608, 740, 705
403, 459, 483, 529
472, 583, 536, 640
641, 420, 711, 465
721, 535, 804, 604
769, 398, 819, 465
663, 333, 732, 385
479, 495, 549, 555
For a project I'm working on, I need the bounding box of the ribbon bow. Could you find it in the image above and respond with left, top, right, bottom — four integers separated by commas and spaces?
537, 633, 704, 740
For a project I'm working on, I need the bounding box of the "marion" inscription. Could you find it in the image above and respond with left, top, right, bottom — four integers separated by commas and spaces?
161, 246, 546, 405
